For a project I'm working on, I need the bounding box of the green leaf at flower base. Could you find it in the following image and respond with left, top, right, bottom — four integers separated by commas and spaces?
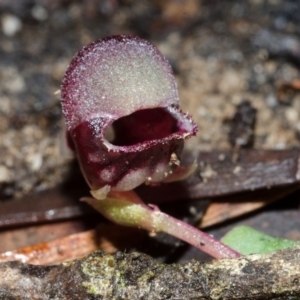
221, 225, 300, 256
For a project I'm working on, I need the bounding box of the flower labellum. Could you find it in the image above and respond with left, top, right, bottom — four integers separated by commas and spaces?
61, 35, 197, 198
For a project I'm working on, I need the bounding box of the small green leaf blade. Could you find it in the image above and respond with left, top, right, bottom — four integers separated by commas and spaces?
221, 225, 300, 255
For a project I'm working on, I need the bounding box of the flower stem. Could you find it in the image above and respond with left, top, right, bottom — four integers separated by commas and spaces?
84, 190, 241, 259
151, 210, 241, 258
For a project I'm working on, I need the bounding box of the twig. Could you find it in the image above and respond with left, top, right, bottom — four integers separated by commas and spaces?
199, 185, 299, 228
0, 224, 144, 265
1, 246, 300, 299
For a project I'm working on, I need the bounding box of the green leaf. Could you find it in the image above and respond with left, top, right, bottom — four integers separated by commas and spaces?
221, 225, 300, 255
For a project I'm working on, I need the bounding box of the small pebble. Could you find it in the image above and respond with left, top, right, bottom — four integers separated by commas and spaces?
31, 5, 48, 22
26, 153, 43, 172
0, 165, 10, 182
1, 14, 22, 37
285, 107, 298, 123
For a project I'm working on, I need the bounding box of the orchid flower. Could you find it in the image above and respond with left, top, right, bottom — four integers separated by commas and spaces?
61, 35, 240, 259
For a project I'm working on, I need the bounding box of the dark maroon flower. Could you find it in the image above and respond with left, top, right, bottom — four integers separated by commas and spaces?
61, 36, 241, 259
61, 35, 197, 198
